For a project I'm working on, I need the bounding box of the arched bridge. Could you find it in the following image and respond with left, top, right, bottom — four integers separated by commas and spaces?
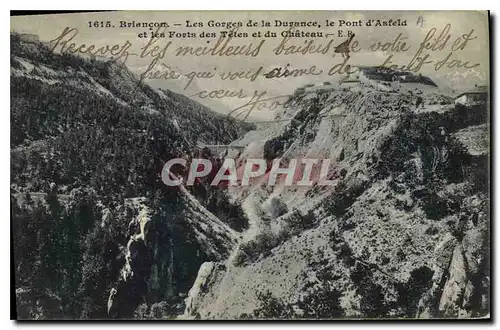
197, 144, 246, 156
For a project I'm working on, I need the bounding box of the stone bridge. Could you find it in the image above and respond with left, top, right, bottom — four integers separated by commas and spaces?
197, 144, 246, 157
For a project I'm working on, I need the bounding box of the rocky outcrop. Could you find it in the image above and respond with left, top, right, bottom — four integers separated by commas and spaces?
438, 244, 468, 316
182, 261, 227, 318
107, 189, 240, 318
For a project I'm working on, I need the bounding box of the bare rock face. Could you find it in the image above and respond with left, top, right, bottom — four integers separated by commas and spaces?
462, 227, 486, 277
434, 234, 458, 271
182, 262, 228, 318
438, 244, 467, 316
183, 262, 217, 318
436, 225, 489, 319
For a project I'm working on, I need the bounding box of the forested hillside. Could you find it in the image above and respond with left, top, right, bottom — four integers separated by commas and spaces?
11, 33, 249, 319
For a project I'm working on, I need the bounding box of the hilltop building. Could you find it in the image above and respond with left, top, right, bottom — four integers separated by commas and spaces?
454, 86, 488, 106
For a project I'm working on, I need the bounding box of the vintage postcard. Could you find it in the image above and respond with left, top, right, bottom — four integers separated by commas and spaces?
10, 11, 490, 320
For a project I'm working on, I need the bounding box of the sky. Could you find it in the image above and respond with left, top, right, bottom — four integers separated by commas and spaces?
11, 11, 490, 121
